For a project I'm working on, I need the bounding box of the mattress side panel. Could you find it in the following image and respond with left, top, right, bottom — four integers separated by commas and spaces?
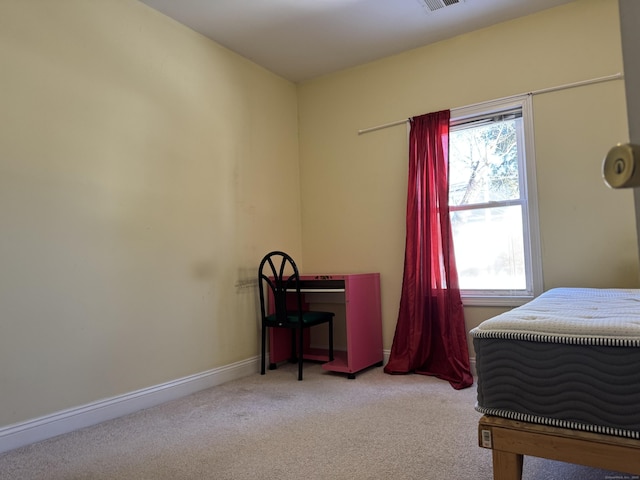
474, 337, 640, 436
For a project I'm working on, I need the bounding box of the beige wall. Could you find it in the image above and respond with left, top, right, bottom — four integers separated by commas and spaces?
2, 0, 637, 430
0, 0, 300, 425
297, 0, 639, 352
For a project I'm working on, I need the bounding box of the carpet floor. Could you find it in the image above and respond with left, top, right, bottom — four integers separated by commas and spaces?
0, 362, 631, 479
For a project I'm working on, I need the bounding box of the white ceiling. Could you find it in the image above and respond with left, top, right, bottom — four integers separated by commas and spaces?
139, 0, 575, 83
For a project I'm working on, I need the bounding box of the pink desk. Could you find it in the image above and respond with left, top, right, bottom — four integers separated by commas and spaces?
268, 273, 383, 379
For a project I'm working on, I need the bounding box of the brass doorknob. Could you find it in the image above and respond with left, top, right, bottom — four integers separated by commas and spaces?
603, 143, 640, 188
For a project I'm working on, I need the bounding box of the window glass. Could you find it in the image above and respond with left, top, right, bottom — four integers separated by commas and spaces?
449, 120, 520, 206
450, 205, 525, 290
449, 97, 541, 305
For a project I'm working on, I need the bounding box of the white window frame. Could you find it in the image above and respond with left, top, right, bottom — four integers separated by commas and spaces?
450, 95, 543, 307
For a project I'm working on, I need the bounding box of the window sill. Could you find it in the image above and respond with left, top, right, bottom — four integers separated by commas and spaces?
461, 295, 534, 307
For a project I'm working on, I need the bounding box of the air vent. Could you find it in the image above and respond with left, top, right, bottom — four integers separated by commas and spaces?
421, 0, 464, 12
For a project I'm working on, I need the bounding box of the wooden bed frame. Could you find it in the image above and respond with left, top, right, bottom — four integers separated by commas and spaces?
478, 415, 640, 480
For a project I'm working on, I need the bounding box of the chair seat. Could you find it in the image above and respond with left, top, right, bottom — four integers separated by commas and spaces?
266, 310, 334, 326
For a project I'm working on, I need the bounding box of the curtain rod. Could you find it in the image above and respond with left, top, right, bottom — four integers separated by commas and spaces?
357, 72, 624, 135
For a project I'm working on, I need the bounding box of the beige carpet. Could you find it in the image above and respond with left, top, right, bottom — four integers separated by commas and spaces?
0, 363, 629, 480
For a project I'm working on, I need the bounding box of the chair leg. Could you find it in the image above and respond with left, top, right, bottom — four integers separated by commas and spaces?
289, 330, 298, 363
298, 327, 304, 381
329, 319, 334, 362
261, 324, 267, 375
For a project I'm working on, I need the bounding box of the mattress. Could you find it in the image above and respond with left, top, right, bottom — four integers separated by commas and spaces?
471, 288, 640, 439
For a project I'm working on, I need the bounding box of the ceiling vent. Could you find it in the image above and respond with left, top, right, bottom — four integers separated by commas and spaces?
420, 0, 464, 13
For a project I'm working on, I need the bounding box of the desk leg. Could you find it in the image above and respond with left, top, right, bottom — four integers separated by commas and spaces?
492, 451, 523, 480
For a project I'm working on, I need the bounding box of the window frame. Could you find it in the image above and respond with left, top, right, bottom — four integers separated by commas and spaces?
449, 95, 543, 307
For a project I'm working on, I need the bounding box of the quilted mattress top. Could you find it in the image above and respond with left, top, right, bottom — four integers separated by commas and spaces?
470, 287, 640, 346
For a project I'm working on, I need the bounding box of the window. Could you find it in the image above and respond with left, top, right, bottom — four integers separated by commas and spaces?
449, 96, 542, 306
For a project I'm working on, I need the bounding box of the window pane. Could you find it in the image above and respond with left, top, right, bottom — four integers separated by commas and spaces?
449, 120, 520, 206
450, 205, 526, 290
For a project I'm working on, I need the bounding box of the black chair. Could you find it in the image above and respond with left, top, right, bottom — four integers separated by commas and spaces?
258, 251, 334, 381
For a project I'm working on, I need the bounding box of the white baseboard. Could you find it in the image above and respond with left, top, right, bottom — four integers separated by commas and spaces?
0, 356, 258, 454
383, 349, 390, 365
0, 352, 474, 454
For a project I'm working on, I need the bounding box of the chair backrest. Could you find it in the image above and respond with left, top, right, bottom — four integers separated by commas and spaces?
258, 251, 303, 325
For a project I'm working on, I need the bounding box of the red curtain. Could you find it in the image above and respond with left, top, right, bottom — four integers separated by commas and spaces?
384, 110, 473, 390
